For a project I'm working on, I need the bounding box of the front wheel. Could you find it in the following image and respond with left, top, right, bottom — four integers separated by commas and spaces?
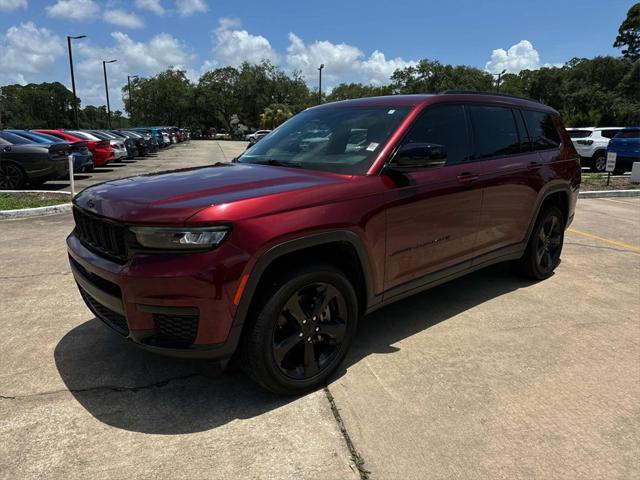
242, 265, 358, 395
519, 206, 565, 280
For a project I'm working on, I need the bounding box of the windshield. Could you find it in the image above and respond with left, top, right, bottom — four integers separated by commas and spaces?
0, 131, 33, 144
614, 129, 640, 139
238, 106, 411, 175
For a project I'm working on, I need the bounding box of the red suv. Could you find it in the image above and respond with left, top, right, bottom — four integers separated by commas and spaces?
68, 93, 580, 394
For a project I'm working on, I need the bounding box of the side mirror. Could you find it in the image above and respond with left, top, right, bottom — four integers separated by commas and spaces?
386, 143, 447, 172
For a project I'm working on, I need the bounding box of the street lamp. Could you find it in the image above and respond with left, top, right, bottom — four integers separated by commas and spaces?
318, 64, 324, 104
102, 59, 117, 128
493, 69, 507, 93
127, 75, 138, 126
67, 35, 86, 129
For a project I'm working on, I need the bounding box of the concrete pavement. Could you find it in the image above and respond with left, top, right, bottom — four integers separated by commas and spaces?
1, 140, 638, 479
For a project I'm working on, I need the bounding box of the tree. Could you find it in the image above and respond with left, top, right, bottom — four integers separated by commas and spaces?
327, 83, 392, 102
260, 104, 293, 129
614, 3, 640, 60
391, 59, 493, 93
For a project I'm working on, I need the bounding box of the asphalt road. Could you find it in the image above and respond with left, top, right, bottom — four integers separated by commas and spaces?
1, 141, 638, 479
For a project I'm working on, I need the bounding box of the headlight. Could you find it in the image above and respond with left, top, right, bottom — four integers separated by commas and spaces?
131, 226, 230, 250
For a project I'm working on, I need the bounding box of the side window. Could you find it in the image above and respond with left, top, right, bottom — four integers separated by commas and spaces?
513, 109, 531, 152
522, 110, 561, 150
469, 105, 520, 158
601, 130, 621, 139
402, 104, 470, 165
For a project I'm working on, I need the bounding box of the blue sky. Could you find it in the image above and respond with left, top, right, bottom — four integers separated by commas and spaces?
0, 0, 635, 111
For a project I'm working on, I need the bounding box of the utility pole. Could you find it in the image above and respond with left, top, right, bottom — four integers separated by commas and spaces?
102, 59, 117, 128
318, 64, 324, 104
67, 35, 86, 128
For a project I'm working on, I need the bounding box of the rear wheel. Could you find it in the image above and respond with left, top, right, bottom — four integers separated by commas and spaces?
591, 152, 607, 172
242, 264, 358, 395
0, 163, 26, 189
519, 206, 565, 280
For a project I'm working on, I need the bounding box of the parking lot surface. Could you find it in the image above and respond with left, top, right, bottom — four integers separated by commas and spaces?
1, 141, 638, 479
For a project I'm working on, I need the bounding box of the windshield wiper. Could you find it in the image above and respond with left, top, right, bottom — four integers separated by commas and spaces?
253, 159, 301, 168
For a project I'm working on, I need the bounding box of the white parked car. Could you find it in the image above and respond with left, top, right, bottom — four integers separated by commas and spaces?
566, 127, 624, 172
246, 130, 272, 144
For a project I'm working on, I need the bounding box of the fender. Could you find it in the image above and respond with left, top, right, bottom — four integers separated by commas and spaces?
222, 230, 377, 353
523, 183, 573, 245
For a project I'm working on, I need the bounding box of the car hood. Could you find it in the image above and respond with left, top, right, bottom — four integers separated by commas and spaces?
73, 163, 353, 223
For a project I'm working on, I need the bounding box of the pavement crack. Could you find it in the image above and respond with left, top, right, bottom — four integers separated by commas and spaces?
0, 373, 200, 401
0, 271, 71, 280
324, 386, 371, 480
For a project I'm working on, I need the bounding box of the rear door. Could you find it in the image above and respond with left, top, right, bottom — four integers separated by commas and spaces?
383, 103, 482, 292
469, 104, 542, 258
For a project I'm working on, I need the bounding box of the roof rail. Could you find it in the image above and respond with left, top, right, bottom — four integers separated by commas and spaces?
441, 90, 543, 104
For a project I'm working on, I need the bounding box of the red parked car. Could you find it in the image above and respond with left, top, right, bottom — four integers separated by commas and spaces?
67, 93, 581, 394
34, 129, 114, 168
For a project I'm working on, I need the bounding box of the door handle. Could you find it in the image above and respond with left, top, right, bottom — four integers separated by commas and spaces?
527, 161, 542, 171
457, 172, 479, 184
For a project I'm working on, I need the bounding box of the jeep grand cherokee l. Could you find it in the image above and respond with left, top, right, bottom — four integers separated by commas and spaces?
67, 93, 581, 394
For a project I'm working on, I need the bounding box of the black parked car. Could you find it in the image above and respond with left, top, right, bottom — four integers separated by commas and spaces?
0, 131, 70, 189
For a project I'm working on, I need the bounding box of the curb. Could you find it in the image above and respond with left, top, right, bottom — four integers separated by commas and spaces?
0, 191, 72, 220
579, 189, 640, 198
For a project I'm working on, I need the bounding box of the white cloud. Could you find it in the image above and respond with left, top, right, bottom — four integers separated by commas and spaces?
135, 0, 164, 15
104, 9, 145, 29
286, 33, 414, 86
175, 0, 207, 17
46, 0, 99, 21
75, 31, 194, 108
485, 40, 541, 74
360, 50, 416, 85
0, 22, 64, 85
0, 0, 27, 12
213, 17, 279, 66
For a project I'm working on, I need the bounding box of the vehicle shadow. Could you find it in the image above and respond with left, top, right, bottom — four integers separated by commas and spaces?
54, 263, 532, 435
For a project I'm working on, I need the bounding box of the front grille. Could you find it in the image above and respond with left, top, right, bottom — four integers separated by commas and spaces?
153, 313, 199, 347
79, 286, 129, 335
73, 207, 128, 262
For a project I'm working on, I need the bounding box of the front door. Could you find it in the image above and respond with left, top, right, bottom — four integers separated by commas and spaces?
383, 103, 483, 294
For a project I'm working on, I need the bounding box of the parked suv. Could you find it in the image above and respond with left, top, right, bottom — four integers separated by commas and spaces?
566, 127, 623, 172
67, 93, 581, 394
606, 127, 640, 173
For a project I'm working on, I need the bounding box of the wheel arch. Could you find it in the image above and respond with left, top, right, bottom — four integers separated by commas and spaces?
525, 185, 571, 244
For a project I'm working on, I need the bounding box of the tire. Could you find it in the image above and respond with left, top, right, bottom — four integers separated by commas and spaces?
0, 162, 27, 189
519, 206, 565, 280
590, 152, 607, 172
242, 264, 358, 395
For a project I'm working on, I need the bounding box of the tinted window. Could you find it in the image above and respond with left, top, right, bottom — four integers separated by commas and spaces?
401, 104, 470, 165
568, 130, 593, 138
0, 131, 32, 145
600, 130, 621, 139
614, 129, 640, 139
469, 105, 520, 158
522, 110, 561, 150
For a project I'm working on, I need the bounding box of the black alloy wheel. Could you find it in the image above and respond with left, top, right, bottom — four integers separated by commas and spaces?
520, 206, 565, 280
242, 264, 357, 395
273, 282, 348, 380
535, 214, 563, 274
0, 163, 26, 189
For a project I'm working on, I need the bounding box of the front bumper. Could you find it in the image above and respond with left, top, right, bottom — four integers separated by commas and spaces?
67, 232, 248, 360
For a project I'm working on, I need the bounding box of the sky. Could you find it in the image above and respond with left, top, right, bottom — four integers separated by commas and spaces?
0, 0, 635, 111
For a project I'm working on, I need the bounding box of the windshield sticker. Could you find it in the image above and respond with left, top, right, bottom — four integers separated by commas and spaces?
387, 109, 396, 114
366, 142, 379, 152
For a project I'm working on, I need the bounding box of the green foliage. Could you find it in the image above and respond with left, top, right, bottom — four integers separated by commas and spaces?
390, 59, 494, 93
260, 103, 293, 129
0, 82, 75, 128
326, 83, 392, 102
614, 3, 640, 60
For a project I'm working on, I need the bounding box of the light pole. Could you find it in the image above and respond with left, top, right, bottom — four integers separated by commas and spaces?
102, 59, 117, 128
493, 69, 507, 93
318, 64, 324, 104
127, 75, 138, 126
67, 35, 86, 129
